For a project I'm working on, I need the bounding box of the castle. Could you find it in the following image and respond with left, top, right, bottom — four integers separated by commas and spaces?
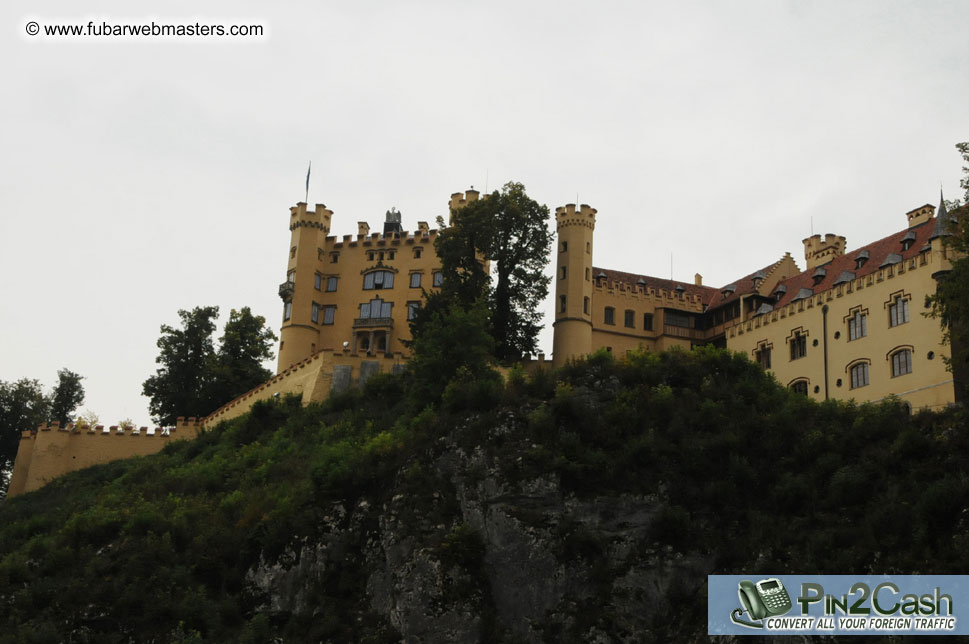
7, 188, 960, 497
552, 197, 959, 410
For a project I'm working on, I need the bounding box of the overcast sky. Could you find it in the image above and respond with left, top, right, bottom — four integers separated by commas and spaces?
2, 1, 966, 426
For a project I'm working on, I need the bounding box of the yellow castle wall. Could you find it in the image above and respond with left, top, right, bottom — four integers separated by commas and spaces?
586, 282, 706, 357
277, 194, 481, 372
7, 418, 202, 498
726, 247, 954, 410
203, 350, 407, 425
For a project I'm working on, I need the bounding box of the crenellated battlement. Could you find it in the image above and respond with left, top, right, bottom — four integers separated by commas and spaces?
555, 203, 597, 231
449, 188, 482, 212
7, 417, 203, 498
289, 202, 333, 232
29, 417, 202, 437
593, 278, 705, 308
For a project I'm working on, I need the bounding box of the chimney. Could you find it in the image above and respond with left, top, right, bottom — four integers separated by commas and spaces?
358, 221, 370, 237
694, 273, 703, 286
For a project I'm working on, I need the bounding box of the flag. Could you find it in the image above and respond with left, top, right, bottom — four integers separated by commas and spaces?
305, 161, 311, 197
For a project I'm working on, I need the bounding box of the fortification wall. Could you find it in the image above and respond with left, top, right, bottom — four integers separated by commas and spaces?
202, 349, 407, 426
7, 418, 202, 498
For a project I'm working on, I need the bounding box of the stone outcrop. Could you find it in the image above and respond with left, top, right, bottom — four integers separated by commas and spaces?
247, 412, 710, 643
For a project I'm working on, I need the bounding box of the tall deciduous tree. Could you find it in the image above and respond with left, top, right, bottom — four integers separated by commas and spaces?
49, 369, 85, 426
926, 142, 969, 402
429, 181, 552, 362
142, 306, 278, 425
142, 306, 220, 425
405, 298, 497, 405
0, 379, 52, 497
206, 307, 278, 408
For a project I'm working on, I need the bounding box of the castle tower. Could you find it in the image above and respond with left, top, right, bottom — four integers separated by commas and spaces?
552, 203, 596, 365
277, 202, 333, 372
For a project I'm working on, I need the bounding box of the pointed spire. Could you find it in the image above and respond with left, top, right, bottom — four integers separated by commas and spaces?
930, 189, 952, 240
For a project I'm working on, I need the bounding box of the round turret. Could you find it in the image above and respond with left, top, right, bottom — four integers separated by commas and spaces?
552, 203, 596, 365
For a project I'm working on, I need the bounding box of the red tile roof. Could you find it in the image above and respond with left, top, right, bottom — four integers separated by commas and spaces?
591, 216, 942, 315
771, 218, 937, 308
591, 267, 719, 304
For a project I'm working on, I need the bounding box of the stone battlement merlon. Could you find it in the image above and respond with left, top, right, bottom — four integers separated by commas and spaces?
328, 228, 437, 248
30, 417, 201, 437
594, 279, 704, 306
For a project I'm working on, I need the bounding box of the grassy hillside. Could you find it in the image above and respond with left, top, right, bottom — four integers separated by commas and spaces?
1, 347, 967, 642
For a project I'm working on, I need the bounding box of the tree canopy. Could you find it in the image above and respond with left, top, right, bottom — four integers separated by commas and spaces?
426, 181, 552, 362
1, 370, 85, 498
926, 142, 969, 402
49, 368, 85, 427
142, 306, 277, 425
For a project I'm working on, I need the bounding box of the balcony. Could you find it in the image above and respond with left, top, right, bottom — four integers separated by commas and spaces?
278, 281, 294, 302
353, 317, 394, 329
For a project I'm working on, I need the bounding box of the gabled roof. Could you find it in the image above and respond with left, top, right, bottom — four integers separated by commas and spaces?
703, 256, 796, 310
771, 217, 938, 308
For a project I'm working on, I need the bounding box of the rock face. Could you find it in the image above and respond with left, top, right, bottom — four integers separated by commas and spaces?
247, 413, 709, 643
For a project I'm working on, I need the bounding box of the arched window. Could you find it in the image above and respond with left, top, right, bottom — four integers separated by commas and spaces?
789, 379, 809, 395
363, 270, 395, 290
755, 342, 772, 370
847, 308, 867, 341
891, 348, 913, 377
848, 361, 869, 389
789, 329, 807, 361
888, 294, 910, 327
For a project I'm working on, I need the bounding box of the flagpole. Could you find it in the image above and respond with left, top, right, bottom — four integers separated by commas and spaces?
305, 161, 311, 203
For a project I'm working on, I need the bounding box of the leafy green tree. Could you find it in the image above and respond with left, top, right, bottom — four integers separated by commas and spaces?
926, 142, 969, 402
143, 306, 278, 425
49, 368, 85, 426
430, 181, 552, 362
143, 306, 220, 425
405, 298, 498, 405
958, 141, 969, 204
0, 379, 51, 496
205, 307, 278, 409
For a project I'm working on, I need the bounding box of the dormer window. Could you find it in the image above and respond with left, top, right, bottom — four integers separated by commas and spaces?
773, 284, 787, 302
879, 253, 902, 269
791, 287, 814, 303
812, 267, 826, 286
833, 270, 856, 286
595, 271, 607, 286
855, 250, 869, 269
900, 230, 916, 251
721, 284, 737, 300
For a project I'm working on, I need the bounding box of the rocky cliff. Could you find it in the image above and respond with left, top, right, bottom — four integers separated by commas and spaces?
248, 411, 709, 643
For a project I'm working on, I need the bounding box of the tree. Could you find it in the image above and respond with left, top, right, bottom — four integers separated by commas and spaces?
205, 307, 278, 409
926, 142, 969, 402
958, 142, 969, 204
405, 298, 498, 405
431, 181, 552, 362
142, 306, 220, 426
142, 306, 278, 426
49, 369, 85, 426
0, 379, 51, 497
